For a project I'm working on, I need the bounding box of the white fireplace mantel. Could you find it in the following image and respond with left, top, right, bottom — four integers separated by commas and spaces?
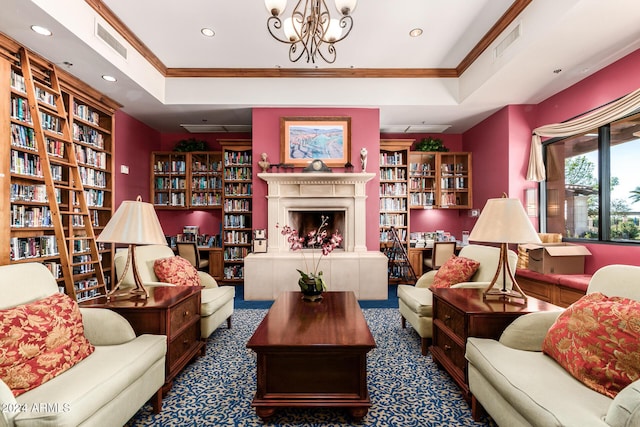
258, 172, 375, 253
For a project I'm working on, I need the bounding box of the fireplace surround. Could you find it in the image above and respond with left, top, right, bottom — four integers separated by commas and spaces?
244, 173, 388, 300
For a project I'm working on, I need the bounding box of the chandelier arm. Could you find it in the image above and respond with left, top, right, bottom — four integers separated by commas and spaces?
319, 15, 353, 43
316, 42, 337, 64
267, 16, 295, 44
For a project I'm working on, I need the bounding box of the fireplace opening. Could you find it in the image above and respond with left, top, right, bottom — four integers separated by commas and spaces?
288, 210, 345, 250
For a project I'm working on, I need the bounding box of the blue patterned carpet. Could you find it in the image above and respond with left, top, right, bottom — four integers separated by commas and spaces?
127, 308, 494, 426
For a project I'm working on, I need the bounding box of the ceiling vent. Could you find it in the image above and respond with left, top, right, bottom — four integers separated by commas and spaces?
379, 124, 451, 133
494, 23, 521, 59
180, 124, 253, 133
96, 22, 127, 59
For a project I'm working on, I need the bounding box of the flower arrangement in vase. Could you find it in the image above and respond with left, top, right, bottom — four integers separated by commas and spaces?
277, 215, 343, 301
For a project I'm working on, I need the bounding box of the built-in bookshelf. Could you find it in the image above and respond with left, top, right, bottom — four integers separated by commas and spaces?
1, 36, 117, 301
379, 139, 414, 284
408, 151, 473, 209
220, 140, 252, 285
151, 151, 223, 209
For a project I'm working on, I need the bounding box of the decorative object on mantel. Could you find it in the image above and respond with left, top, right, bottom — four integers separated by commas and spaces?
258, 152, 271, 173
344, 161, 354, 172
415, 137, 449, 152
360, 147, 368, 171
173, 137, 208, 152
265, 0, 357, 64
302, 159, 332, 172
277, 216, 343, 301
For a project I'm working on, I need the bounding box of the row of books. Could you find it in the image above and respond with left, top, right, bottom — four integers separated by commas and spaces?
380, 198, 407, 212
441, 177, 467, 189
154, 177, 187, 190
380, 168, 407, 181
409, 163, 436, 174
223, 265, 244, 280
79, 167, 106, 188
190, 193, 222, 206
11, 123, 35, 149
379, 228, 407, 242
379, 151, 405, 166
10, 183, 59, 203
83, 189, 105, 208
73, 122, 105, 148
40, 111, 62, 133
410, 193, 435, 206
72, 255, 95, 274
191, 159, 222, 172
154, 192, 186, 206
380, 213, 406, 227
35, 87, 56, 107
224, 199, 250, 212
154, 160, 186, 173
75, 145, 107, 169
11, 205, 52, 227
10, 236, 58, 261
10, 69, 26, 92
224, 167, 251, 181
224, 230, 251, 244
223, 151, 251, 165
379, 182, 407, 196
10, 94, 32, 123
192, 176, 222, 190
409, 177, 436, 190
224, 182, 251, 195
224, 214, 250, 228
72, 101, 100, 126
224, 246, 250, 260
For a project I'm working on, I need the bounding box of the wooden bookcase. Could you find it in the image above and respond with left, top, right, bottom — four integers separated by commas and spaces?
379, 139, 413, 284
408, 151, 473, 209
220, 139, 252, 285
150, 151, 222, 209
1, 36, 117, 301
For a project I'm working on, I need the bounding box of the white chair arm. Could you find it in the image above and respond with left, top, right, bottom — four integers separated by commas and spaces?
80, 308, 136, 345
0, 380, 17, 427
197, 271, 218, 288
415, 271, 437, 288
499, 311, 563, 351
450, 281, 492, 289
606, 378, 640, 427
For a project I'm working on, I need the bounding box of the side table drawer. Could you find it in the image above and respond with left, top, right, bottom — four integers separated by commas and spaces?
170, 295, 200, 335
434, 327, 466, 374
168, 322, 200, 369
435, 301, 465, 338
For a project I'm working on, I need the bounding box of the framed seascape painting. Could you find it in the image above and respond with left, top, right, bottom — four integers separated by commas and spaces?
280, 117, 351, 167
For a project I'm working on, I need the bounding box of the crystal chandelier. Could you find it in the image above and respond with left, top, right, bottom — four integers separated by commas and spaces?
265, 0, 357, 64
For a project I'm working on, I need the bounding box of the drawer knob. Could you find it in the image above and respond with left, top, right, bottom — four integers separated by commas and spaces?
444, 344, 451, 351
183, 338, 190, 346
183, 310, 190, 317
444, 314, 451, 321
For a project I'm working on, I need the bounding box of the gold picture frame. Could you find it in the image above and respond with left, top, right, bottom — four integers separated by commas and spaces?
280, 116, 351, 167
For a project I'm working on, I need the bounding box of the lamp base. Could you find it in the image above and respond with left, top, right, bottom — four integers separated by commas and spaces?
107, 244, 148, 300
482, 243, 527, 304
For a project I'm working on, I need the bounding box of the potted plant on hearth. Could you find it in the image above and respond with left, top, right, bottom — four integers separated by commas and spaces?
277, 216, 343, 302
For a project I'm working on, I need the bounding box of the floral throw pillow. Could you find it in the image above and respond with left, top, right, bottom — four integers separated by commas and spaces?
154, 256, 201, 287
0, 292, 95, 397
542, 292, 640, 398
431, 255, 480, 288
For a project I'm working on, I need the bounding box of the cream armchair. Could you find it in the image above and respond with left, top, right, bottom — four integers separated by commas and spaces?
0, 263, 166, 427
398, 244, 518, 355
115, 245, 235, 339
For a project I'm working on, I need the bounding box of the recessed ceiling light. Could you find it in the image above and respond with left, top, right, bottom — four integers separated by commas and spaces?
409, 28, 423, 37
201, 28, 215, 37
31, 25, 52, 36
102, 75, 117, 82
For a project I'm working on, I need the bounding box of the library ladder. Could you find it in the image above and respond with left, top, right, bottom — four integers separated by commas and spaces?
19, 47, 107, 300
384, 226, 417, 285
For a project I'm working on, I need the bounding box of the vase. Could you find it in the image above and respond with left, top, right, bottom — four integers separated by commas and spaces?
298, 277, 324, 302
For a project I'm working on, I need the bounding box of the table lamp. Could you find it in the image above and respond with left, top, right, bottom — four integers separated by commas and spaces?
97, 196, 167, 299
468, 194, 542, 302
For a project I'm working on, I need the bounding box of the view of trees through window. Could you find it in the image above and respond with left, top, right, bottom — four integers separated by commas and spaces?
544, 112, 640, 243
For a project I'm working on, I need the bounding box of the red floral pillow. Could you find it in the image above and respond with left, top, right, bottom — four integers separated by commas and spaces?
431, 255, 480, 288
542, 292, 640, 398
0, 293, 95, 397
154, 256, 201, 286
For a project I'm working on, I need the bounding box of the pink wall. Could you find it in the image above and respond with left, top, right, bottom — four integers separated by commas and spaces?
464, 48, 640, 274
252, 108, 381, 250
114, 111, 160, 207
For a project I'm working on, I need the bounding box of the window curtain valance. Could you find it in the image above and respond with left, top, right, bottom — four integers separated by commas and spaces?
526, 87, 640, 182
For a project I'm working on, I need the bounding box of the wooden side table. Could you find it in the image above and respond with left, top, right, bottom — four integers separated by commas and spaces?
81, 286, 204, 393
429, 287, 560, 401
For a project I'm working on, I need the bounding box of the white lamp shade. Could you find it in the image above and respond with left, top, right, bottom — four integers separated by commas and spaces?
265, 0, 287, 15
469, 197, 542, 244
324, 18, 342, 41
97, 198, 167, 245
283, 16, 302, 41
334, 0, 357, 14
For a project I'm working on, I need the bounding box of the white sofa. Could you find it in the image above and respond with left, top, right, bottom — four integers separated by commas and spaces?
115, 245, 235, 339
398, 244, 517, 355
0, 263, 166, 427
466, 264, 640, 427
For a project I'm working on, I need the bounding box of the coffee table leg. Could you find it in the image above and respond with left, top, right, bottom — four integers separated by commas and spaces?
349, 407, 368, 421
255, 407, 276, 421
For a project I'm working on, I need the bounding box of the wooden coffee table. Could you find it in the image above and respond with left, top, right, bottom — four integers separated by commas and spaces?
246, 291, 376, 421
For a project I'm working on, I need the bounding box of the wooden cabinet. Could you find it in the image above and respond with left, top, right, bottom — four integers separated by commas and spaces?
409, 151, 473, 209
408, 248, 423, 278
220, 139, 252, 284
80, 286, 204, 393
379, 139, 412, 249
1, 35, 116, 301
430, 288, 559, 401
151, 151, 222, 209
